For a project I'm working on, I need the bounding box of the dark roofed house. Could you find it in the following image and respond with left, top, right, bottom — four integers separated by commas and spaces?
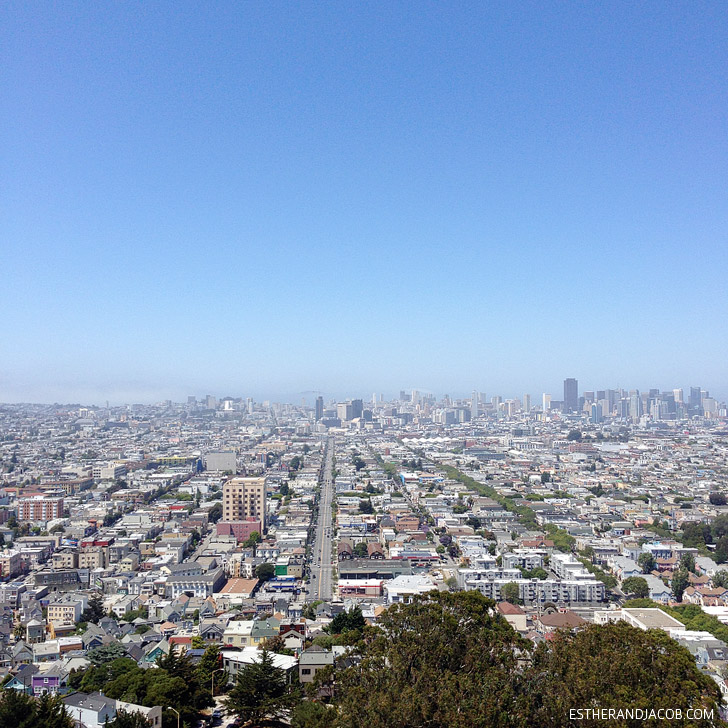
5, 663, 38, 693
536, 610, 587, 635
367, 542, 384, 559
337, 541, 353, 561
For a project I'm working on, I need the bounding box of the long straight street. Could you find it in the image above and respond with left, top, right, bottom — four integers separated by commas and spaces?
306, 437, 335, 602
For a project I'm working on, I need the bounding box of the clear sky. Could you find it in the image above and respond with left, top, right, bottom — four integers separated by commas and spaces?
2, 2, 727, 404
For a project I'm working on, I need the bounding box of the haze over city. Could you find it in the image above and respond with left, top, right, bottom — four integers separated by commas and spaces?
3, 3, 727, 405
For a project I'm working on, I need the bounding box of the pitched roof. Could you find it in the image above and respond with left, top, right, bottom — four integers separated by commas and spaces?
497, 601, 526, 616
538, 611, 587, 629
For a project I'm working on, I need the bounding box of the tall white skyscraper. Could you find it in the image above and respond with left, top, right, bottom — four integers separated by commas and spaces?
523, 394, 531, 413
542, 393, 551, 412
471, 390, 478, 421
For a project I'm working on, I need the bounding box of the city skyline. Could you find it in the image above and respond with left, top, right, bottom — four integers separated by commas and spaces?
2, 378, 725, 411
4, 4, 727, 406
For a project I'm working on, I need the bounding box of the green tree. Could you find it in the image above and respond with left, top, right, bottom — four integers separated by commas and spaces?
35, 693, 75, 728
501, 582, 521, 604
638, 551, 656, 574
712, 514, 728, 540
0, 688, 38, 728
256, 562, 275, 582
196, 644, 225, 693
543, 524, 575, 553
80, 593, 106, 624
352, 542, 368, 558
80, 657, 139, 693
327, 607, 366, 635
224, 649, 293, 726
302, 601, 323, 620
622, 576, 650, 598
672, 568, 690, 602
109, 709, 152, 728
713, 570, 728, 589
715, 535, 728, 564
88, 641, 128, 665
358, 499, 374, 514
682, 522, 712, 548
329, 591, 529, 728
524, 621, 722, 727
243, 531, 261, 548
291, 701, 337, 728
681, 552, 697, 573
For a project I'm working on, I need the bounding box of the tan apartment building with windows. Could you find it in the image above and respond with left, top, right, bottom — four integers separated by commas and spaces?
223, 477, 266, 530
79, 548, 107, 570
47, 597, 85, 625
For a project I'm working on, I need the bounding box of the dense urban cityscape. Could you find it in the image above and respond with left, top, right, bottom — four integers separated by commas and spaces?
5, 1, 726, 725
0, 380, 727, 725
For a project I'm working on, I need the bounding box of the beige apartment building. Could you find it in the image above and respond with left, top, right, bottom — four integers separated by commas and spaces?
222, 477, 266, 529
79, 547, 107, 570
47, 597, 85, 625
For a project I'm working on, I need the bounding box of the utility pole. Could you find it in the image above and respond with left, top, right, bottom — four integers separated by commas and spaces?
211, 667, 225, 697
169, 706, 180, 728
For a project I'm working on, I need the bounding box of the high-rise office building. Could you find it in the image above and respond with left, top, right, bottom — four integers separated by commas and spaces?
523, 394, 531, 413
563, 378, 578, 413
315, 396, 324, 421
223, 477, 267, 529
689, 387, 702, 412
471, 391, 478, 421
629, 391, 642, 421
542, 393, 552, 412
351, 399, 364, 419
590, 403, 603, 424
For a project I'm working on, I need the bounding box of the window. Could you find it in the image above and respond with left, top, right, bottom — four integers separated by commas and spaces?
301, 668, 311, 675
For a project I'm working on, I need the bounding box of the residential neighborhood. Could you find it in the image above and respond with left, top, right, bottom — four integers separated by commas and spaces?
1, 387, 727, 724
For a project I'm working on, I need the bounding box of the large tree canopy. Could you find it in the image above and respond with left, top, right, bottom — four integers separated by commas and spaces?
314, 591, 724, 728
331, 591, 530, 728
525, 621, 723, 727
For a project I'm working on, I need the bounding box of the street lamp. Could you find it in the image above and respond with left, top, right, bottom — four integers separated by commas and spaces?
168, 706, 180, 728
211, 667, 225, 697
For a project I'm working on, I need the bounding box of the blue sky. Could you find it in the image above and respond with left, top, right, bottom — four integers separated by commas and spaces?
2, 2, 727, 404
